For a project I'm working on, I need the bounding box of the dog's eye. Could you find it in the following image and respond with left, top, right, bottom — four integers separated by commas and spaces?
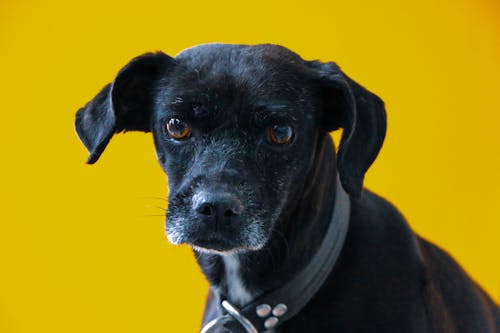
267, 125, 295, 144
166, 118, 191, 140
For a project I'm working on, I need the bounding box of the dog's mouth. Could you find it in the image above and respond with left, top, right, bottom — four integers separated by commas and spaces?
190, 235, 245, 254
169, 223, 268, 254
165, 212, 271, 254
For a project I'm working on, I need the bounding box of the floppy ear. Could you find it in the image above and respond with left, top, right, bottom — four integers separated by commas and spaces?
75, 52, 174, 164
309, 61, 387, 198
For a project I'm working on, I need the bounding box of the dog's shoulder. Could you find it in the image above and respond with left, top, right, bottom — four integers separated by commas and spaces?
345, 189, 500, 332
289, 190, 431, 332
347, 189, 426, 272
417, 236, 500, 331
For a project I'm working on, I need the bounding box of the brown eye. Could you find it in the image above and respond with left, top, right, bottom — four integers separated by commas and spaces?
166, 118, 191, 140
267, 125, 295, 144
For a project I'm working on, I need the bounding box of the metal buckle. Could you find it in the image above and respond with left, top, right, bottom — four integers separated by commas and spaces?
200, 314, 232, 333
200, 300, 258, 333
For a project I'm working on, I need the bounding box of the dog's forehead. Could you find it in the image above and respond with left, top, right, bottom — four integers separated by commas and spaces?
174, 43, 304, 69
166, 43, 313, 108
173, 44, 308, 87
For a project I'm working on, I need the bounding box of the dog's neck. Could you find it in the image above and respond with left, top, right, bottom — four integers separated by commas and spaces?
194, 134, 338, 307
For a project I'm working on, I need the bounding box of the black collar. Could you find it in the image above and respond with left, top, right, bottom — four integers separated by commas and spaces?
201, 175, 351, 333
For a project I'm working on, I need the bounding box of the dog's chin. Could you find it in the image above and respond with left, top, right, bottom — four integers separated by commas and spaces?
190, 238, 265, 255
166, 229, 267, 255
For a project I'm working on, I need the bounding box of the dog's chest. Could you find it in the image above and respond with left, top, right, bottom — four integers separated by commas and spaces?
216, 257, 279, 332
222, 255, 253, 307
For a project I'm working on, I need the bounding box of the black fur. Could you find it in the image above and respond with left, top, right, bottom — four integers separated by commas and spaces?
75, 43, 500, 332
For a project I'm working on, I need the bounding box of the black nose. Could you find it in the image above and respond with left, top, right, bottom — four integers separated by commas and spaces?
193, 190, 244, 222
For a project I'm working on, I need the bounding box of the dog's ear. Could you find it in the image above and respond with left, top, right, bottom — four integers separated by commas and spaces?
75, 52, 174, 164
308, 61, 387, 198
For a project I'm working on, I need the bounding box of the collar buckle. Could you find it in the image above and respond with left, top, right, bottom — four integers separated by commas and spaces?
200, 300, 258, 333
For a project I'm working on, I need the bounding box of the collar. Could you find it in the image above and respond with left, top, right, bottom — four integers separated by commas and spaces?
201, 175, 351, 333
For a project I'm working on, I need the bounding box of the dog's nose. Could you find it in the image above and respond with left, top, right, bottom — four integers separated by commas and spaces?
192, 190, 244, 222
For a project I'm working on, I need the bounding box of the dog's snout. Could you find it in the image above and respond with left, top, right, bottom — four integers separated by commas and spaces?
193, 190, 244, 222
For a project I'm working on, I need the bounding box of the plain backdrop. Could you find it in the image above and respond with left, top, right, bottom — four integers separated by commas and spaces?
0, 0, 499, 331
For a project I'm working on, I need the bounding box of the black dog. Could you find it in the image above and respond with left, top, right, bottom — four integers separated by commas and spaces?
75, 44, 500, 332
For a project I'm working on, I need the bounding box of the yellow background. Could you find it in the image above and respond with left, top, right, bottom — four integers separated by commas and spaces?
1, 0, 499, 332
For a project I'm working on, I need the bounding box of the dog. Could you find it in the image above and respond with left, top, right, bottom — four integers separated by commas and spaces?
75, 43, 500, 332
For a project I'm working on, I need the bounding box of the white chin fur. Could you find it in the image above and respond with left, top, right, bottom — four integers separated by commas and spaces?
192, 243, 264, 256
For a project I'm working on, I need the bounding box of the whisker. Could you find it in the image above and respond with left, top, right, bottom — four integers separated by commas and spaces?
144, 204, 167, 211
137, 196, 168, 202
135, 214, 167, 220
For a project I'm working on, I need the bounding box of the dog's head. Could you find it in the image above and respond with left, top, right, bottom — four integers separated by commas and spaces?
75, 44, 386, 254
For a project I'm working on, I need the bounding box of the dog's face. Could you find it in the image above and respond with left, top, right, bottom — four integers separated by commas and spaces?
152, 45, 321, 253
75, 44, 386, 254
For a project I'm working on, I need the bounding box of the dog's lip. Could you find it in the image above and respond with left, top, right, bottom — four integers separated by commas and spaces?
192, 236, 230, 247
189, 234, 241, 252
